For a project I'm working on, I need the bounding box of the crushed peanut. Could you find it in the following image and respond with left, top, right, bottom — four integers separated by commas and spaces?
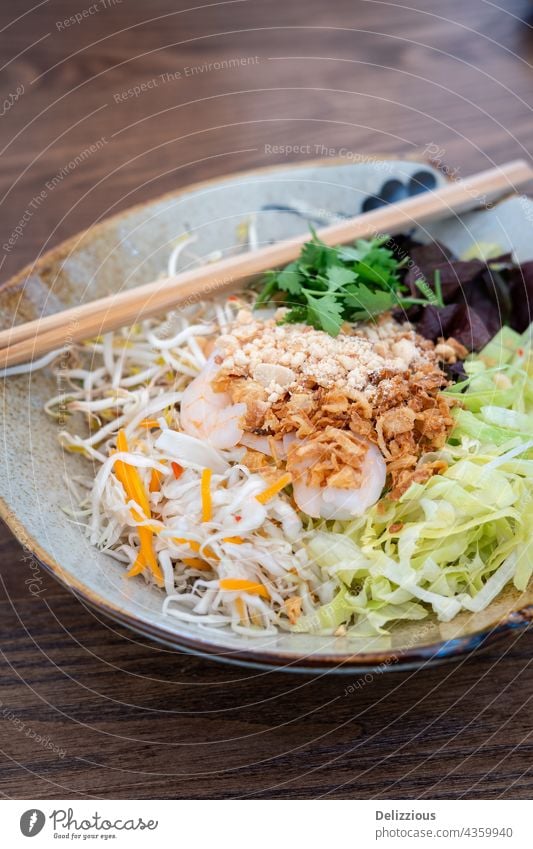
216, 309, 438, 403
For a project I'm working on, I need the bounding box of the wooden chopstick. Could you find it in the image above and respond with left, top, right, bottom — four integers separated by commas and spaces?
1, 159, 532, 370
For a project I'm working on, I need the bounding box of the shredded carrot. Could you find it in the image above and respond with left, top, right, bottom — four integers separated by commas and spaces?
149, 468, 165, 493
171, 461, 184, 479
127, 554, 145, 578
116, 428, 128, 453
201, 468, 213, 522
255, 473, 292, 505
139, 418, 159, 429
137, 527, 162, 583
115, 430, 150, 516
224, 536, 244, 545
127, 538, 162, 582
115, 429, 162, 585
182, 557, 211, 571
219, 578, 270, 599
174, 537, 201, 552
114, 462, 144, 523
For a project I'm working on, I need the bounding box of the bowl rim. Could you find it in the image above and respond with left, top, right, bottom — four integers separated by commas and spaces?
2, 153, 531, 673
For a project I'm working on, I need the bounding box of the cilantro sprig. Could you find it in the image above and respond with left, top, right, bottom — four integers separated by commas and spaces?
255, 231, 442, 336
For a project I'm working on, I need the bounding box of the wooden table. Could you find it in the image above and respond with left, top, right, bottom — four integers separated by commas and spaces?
2, 0, 533, 800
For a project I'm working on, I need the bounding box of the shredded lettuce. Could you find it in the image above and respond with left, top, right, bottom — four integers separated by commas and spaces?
300, 324, 533, 636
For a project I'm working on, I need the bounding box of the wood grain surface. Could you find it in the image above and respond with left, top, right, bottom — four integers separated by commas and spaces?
1, 0, 533, 800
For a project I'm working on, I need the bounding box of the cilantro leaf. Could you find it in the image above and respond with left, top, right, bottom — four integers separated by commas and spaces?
337, 245, 366, 262
254, 229, 437, 336
279, 305, 308, 324
276, 261, 303, 295
345, 285, 396, 319
254, 272, 278, 307
326, 265, 357, 290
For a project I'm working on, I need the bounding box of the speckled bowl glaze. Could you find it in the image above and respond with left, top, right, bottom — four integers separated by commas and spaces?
2, 157, 533, 674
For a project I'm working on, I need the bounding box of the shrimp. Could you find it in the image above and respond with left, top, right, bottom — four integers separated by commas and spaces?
179, 353, 246, 450
181, 359, 386, 519
289, 436, 386, 520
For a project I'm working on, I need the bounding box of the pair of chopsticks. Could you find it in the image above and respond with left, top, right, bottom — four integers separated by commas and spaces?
1, 159, 532, 370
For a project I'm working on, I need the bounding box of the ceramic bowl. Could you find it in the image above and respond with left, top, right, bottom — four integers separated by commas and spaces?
2, 156, 532, 673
